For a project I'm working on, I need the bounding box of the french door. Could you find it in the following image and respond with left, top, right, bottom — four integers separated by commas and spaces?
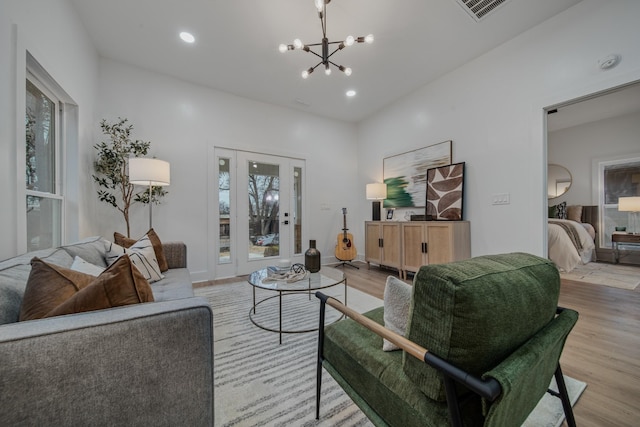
213, 148, 305, 277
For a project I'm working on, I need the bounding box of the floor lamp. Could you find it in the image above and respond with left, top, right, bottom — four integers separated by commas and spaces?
618, 196, 640, 234
366, 183, 387, 221
129, 158, 170, 230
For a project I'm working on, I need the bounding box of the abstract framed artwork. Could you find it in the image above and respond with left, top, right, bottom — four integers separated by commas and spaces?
426, 162, 465, 221
383, 140, 452, 208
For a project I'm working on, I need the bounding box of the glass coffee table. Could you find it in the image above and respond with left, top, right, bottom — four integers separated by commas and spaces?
248, 266, 346, 344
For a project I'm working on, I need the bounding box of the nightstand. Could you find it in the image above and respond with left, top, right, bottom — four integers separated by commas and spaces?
611, 232, 640, 263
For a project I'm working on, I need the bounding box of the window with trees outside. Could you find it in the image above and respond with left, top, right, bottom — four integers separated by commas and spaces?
25, 75, 63, 251
600, 157, 640, 248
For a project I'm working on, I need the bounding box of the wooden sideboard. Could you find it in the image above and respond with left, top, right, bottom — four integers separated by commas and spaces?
365, 221, 471, 279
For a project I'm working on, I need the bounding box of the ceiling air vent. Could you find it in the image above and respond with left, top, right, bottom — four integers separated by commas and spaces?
455, 0, 512, 22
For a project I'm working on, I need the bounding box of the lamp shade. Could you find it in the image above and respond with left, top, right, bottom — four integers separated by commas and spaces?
366, 183, 387, 200
618, 196, 640, 212
129, 158, 170, 186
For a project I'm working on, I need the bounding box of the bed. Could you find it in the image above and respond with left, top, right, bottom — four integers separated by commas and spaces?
548, 204, 598, 272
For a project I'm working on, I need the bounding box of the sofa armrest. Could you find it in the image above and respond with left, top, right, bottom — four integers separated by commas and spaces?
0, 297, 213, 426
163, 241, 187, 269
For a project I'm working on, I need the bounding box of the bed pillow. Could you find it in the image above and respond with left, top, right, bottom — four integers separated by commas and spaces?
105, 236, 164, 282
45, 255, 154, 318
567, 205, 582, 223
382, 276, 412, 351
555, 201, 567, 219
114, 229, 169, 272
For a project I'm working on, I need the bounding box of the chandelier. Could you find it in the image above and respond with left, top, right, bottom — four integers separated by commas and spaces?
278, 0, 373, 79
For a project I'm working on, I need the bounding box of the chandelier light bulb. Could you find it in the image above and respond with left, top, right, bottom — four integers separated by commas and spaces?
279, 44, 288, 53
345, 35, 355, 46
293, 39, 303, 49
344, 67, 352, 76
302, 67, 314, 79
325, 65, 332, 76
315, 0, 324, 12
365, 34, 374, 44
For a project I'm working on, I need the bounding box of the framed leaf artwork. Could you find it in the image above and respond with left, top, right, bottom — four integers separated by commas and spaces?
383, 141, 452, 208
426, 162, 465, 221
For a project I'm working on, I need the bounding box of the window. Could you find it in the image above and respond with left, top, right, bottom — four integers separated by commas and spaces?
25, 75, 63, 251
599, 157, 640, 247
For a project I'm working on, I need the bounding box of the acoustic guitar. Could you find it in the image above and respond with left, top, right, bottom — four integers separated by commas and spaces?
335, 208, 357, 261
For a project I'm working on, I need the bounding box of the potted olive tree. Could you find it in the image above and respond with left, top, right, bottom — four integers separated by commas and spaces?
92, 118, 167, 237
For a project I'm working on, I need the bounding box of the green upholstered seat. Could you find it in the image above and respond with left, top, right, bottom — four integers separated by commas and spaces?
324, 308, 484, 427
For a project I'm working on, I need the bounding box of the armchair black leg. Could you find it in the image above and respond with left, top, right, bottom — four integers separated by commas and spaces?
315, 293, 328, 420
554, 365, 576, 427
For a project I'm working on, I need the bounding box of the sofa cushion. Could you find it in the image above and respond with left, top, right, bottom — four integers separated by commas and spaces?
105, 237, 164, 282
0, 249, 74, 325
45, 254, 154, 318
151, 268, 194, 301
403, 252, 560, 401
114, 229, 169, 272
61, 236, 109, 268
383, 276, 412, 351
19, 257, 96, 321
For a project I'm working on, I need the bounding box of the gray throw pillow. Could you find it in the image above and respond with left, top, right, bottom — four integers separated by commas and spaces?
383, 276, 412, 351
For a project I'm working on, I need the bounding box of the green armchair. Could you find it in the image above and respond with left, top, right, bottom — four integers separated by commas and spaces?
315, 253, 578, 427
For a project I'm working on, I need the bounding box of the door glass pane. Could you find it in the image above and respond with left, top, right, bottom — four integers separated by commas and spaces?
248, 161, 279, 258
26, 79, 56, 193
26, 195, 61, 251
293, 166, 302, 254
218, 158, 231, 264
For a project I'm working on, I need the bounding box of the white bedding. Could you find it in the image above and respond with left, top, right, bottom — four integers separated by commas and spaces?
548, 218, 596, 272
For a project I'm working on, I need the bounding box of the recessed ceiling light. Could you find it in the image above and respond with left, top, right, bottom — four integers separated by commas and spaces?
346, 90, 356, 97
179, 32, 195, 43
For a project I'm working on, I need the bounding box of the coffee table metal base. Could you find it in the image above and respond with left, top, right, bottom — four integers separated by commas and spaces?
248, 268, 347, 344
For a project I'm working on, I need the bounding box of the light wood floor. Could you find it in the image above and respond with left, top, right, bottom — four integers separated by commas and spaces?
331, 261, 640, 427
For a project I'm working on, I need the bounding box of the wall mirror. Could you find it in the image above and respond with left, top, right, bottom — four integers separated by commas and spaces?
547, 164, 572, 199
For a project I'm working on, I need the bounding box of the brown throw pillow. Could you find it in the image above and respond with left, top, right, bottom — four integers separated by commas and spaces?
19, 258, 96, 321
114, 228, 169, 272
45, 255, 154, 318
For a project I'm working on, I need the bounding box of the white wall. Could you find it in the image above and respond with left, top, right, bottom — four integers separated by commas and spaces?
96, 59, 358, 280
0, 0, 98, 260
548, 111, 640, 206
357, 0, 640, 259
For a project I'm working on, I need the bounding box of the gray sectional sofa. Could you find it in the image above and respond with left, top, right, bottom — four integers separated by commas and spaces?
0, 236, 214, 426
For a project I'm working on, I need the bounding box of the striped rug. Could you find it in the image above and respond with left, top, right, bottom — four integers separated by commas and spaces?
195, 282, 585, 427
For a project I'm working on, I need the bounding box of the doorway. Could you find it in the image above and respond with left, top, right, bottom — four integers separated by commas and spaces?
545, 80, 640, 261
212, 148, 306, 278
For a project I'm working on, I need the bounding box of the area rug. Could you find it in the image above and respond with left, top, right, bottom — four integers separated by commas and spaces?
560, 262, 640, 290
196, 282, 585, 427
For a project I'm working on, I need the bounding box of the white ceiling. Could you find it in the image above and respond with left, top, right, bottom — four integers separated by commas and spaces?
69, 0, 583, 123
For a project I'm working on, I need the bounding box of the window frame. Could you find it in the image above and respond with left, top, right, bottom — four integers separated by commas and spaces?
19, 60, 67, 251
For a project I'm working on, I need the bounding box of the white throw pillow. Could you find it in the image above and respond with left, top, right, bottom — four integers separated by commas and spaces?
105, 235, 164, 283
383, 275, 412, 351
70, 255, 106, 277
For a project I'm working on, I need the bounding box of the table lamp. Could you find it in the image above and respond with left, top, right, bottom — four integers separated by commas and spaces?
618, 196, 640, 234
129, 157, 170, 229
366, 183, 387, 221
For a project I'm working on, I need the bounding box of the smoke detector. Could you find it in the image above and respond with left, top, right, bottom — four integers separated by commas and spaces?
598, 54, 621, 70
